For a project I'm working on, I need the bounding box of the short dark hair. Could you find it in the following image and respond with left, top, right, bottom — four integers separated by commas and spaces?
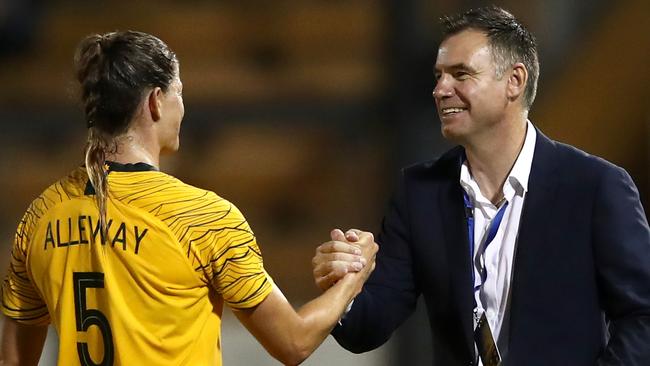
440, 5, 539, 109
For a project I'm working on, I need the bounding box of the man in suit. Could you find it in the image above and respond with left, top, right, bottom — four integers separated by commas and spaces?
312, 6, 650, 366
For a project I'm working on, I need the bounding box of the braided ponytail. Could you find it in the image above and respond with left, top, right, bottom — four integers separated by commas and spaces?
76, 35, 112, 244
84, 128, 111, 243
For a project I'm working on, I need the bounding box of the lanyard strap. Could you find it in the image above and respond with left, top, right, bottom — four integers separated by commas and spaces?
463, 191, 509, 296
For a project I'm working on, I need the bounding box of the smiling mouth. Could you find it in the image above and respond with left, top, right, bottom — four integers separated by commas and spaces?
440, 107, 467, 116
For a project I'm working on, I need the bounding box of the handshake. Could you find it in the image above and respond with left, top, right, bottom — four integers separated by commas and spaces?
312, 229, 379, 293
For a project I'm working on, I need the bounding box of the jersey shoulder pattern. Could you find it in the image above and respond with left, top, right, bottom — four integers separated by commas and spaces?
1, 168, 87, 324
107, 171, 274, 309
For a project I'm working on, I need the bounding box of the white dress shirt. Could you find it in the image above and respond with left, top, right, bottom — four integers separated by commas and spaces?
460, 121, 537, 358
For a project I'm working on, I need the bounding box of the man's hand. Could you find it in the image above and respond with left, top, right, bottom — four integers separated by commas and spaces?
312, 229, 378, 291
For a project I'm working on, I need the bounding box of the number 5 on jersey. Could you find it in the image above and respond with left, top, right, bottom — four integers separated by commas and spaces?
73, 272, 114, 366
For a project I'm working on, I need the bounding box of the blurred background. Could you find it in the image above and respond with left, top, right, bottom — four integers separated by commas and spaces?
0, 0, 647, 365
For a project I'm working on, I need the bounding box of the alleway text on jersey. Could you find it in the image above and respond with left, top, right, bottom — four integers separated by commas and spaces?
43, 215, 148, 255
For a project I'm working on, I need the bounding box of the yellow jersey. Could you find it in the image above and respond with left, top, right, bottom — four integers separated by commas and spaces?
2, 162, 274, 365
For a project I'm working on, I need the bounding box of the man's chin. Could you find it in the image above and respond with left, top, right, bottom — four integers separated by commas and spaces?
440, 125, 464, 143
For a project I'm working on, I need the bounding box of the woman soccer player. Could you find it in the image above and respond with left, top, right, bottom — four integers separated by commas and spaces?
0, 31, 376, 366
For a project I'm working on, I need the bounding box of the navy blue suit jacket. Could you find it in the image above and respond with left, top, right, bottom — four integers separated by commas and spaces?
333, 129, 650, 365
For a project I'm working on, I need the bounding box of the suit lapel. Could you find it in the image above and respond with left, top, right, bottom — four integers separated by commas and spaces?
439, 150, 475, 356
507, 129, 560, 346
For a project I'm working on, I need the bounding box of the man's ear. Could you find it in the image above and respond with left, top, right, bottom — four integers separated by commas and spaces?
507, 62, 527, 102
148, 87, 164, 121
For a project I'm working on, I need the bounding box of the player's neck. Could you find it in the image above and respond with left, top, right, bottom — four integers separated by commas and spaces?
464, 120, 527, 204
106, 134, 160, 168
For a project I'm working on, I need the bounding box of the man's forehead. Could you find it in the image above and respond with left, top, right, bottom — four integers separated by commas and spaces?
441, 28, 489, 46
435, 30, 491, 69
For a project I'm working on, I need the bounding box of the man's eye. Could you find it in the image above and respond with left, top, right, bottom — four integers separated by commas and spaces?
455, 72, 469, 80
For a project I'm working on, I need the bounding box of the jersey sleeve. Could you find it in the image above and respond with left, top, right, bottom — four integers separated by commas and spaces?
189, 196, 274, 310
2, 207, 50, 325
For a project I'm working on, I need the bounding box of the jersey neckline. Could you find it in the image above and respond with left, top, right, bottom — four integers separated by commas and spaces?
105, 161, 158, 172
83, 161, 159, 195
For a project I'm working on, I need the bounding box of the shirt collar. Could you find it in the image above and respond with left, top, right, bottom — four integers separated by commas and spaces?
460, 120, 537, 204
508, 120, 536, 194
83, 161, 158, 195
105, 161, 159, 172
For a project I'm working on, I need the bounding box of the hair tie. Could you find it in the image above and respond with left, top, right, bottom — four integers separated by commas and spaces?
96, 34, 107, 50
87, 120, 95, 128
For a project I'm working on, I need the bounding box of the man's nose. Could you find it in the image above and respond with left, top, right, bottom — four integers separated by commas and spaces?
432, 75, 453, 100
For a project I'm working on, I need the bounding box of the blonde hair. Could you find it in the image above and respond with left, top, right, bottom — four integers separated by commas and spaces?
84, 128, 112, 242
